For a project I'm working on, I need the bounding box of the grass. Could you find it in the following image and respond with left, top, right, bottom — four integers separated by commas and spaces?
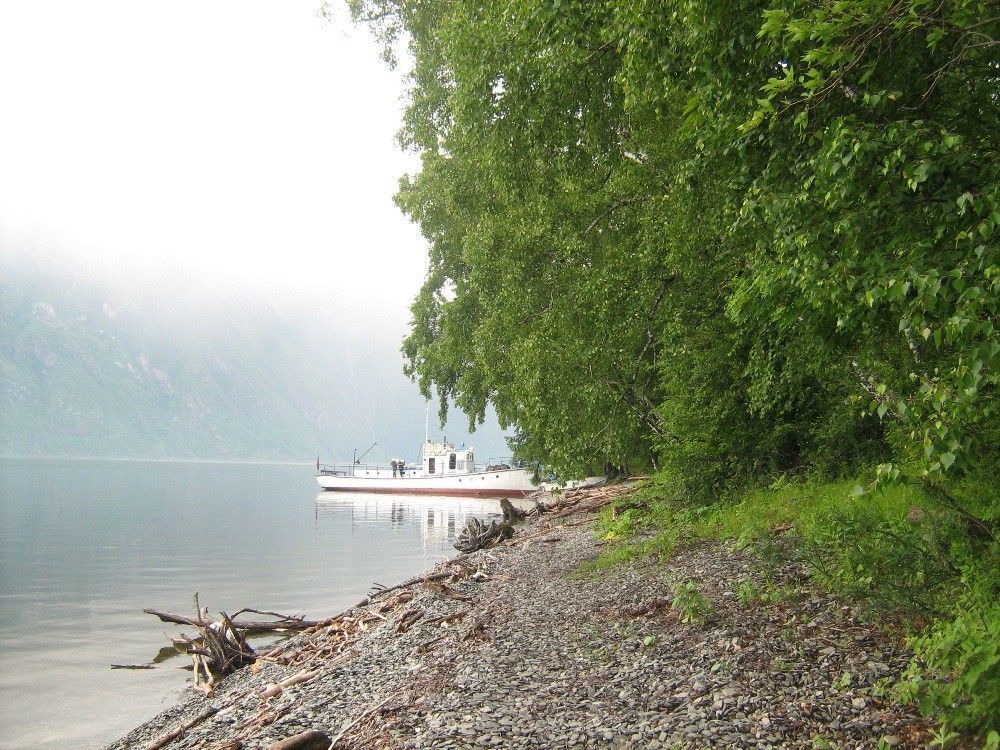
584, 469, 1000, 743
574, 528, 678, 576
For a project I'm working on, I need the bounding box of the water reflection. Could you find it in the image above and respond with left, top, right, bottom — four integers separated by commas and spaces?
314, 492, 499, 550
0, 459, 503, 750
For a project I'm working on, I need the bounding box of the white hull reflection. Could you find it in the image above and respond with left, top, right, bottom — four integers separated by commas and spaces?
314, 492, 508, 550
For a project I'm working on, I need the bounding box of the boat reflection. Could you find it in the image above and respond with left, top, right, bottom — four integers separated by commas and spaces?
314, 492, 501, 550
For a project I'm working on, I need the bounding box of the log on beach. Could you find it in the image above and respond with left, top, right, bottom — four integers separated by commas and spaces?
143, 609, 321, 633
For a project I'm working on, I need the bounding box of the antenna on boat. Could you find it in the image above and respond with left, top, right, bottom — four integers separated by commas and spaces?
424, 401, 430, 444
355, 442, 377, 464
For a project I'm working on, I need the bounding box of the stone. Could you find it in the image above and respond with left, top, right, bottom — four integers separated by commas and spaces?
101, 514, 929, 750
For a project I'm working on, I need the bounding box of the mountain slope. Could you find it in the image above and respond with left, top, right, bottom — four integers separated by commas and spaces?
0, 255, 508, 461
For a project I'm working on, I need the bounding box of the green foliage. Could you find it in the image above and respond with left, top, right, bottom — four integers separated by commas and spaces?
671, 580, 713, 624
741, 0, 1000, 481
929, 723, 961, 749
349, 0, 999, 735
734, 578, 759, 606
575, 541, 645, 576
834, 671, 854, 691
734, 574, 796, 605
351, 0, 998, 492
601, 472, 1000, 734
577, 526, 677, 576
898, 569, 1000, 734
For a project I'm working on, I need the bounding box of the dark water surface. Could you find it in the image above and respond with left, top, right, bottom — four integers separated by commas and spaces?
0, 458, 496, 749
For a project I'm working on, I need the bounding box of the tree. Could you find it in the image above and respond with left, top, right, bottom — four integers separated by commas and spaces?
349, 0, 997, 487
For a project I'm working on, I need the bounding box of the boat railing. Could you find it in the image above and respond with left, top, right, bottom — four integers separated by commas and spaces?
317, 462, 416, 476
484, 457, 530, 471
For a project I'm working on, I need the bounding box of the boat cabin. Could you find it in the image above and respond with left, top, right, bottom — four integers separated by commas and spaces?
421, 441, 475, 476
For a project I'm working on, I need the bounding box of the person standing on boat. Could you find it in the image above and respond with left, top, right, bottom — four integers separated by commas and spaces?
391, 459, 398, 478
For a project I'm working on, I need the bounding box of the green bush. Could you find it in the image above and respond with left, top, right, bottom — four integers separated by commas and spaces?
898, 566, 1000, 735
671, 581, 713, 625
799, 500, 965, 617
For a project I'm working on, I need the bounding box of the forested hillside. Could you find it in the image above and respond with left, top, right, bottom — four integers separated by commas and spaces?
0, 255, 506, 461
348, 0, 998, 740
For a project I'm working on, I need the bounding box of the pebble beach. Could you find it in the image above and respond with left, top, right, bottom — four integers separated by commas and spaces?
105, 485, 930, 750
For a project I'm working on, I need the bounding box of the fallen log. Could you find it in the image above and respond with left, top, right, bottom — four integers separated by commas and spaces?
265, 730, 332, 750
260, 668, 319, 699
143, 609, 320, 633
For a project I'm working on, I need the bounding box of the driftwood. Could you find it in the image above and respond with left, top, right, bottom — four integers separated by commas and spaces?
395, 608, 423, 633
260, 668, 319, 699
542, 481, 646, 519
500, 498, 528, 523
426, 611, 465, 627
265, 730, 331, 750
369, 570, 453, 599
142, 594, 320, 691
455, 518, 514, 553
144, 706, 219, 750
329, 695, 394, 749
420, 579, 471, 601
144, 609, 319, 633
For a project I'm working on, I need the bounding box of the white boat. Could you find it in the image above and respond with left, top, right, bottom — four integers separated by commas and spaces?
315, 441, 538, 498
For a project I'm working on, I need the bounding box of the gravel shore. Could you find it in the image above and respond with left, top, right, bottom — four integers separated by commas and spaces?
105, 491, 929, 750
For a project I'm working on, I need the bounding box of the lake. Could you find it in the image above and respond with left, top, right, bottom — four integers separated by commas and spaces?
0, 457, 498, 749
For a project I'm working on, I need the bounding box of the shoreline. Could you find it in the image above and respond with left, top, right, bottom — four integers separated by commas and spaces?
105, 484, 929, 750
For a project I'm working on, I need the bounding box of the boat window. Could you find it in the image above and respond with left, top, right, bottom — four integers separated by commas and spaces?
457, 459, 465, 472
428, 457, 436, 474
449, 453, 456, 470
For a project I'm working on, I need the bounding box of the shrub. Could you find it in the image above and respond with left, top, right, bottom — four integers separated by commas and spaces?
671, 581, 713, 624
897, 566, 1000, 735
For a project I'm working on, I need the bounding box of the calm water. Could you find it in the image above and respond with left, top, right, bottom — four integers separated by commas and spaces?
0, 458, 497, 749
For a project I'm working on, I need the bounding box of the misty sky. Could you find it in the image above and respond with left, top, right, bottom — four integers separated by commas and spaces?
0, 0, 511, 459
0, 0, 424, 309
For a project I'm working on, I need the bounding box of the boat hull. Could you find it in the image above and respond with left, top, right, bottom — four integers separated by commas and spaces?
315, 468, 536, 498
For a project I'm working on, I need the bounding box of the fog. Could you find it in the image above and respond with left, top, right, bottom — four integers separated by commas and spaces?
0, 1, 511, 462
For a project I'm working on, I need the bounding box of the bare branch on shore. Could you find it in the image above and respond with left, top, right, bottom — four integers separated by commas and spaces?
144, 706, 219, 750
